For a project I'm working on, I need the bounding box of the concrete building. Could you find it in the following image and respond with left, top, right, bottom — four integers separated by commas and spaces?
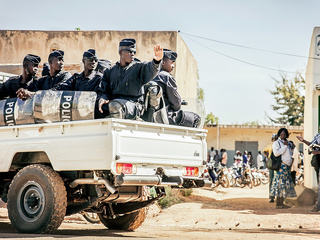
304, 27, 320, 189
205, 124, 304, 167
0, 30, 204, 119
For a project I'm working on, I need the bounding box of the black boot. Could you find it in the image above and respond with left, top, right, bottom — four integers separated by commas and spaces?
276, 197, 282, 208
280, 197, 291, 209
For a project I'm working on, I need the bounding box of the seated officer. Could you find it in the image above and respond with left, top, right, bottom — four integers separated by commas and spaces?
0, 54, 41, 100
152, 49, 201, 128
95, 59, 111, 74
41, 62, 50, 77
97, 38, 163, 119
52, 49, 103, 92
17, 50, 72, 99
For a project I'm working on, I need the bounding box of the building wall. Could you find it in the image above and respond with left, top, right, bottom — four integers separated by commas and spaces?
205, 124, 304, 166
0, 30, 199, 113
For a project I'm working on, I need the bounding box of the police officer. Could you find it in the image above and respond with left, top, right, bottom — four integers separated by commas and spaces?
17, 50, 72, 99
42, 62, 50, 77
0, 54, 41, 100
152, 49, 201, 128
97, 38, 163, 119
95, 59, 111, 74
53, 49, 102, 92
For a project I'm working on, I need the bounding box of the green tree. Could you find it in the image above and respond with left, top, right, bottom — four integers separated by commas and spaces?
197, 87, 204, 100
205, 112, 219, 125
268, 72, 305, 126
242, 120, 261, 126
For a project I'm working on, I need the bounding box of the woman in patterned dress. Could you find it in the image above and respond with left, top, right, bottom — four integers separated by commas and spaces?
270, 128, 297, 208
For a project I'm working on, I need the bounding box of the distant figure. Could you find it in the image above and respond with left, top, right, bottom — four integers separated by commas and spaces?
263, 133, 278, 203
256, 151, 264, 169
247, 151, 253, 167
221, 149, 228, 167
290, 141, 299, 186
213, 150, 220, 168
234, 150, 242, 165
209, 147, 215, 161
242, 151, 248, 166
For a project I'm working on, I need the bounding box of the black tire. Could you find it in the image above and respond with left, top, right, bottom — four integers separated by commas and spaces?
98, 186, 148, 230
7, 164, 67, 234
246, 175, 253, 189
99, 208, 147, 230
261, 175, 269, 185
220, 175, 230, 188
81, 212, 101, 224
236, 178, 245, 188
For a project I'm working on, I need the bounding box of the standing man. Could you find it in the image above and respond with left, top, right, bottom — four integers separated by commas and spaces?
152, 49, 201, 128
53, 49, 102, 92
0, 54, 41, 100
256, 151, 264, 169
97, 39, 163, 119
263, 133, 278, 203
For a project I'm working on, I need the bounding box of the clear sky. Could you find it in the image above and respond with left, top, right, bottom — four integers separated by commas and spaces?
1, 0, 319, 124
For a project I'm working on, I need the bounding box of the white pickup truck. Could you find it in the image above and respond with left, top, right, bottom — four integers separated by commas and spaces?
0, 113, 207, 233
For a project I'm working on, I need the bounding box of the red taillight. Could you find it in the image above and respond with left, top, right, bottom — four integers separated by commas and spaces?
116, 163, 133, 174
183, 167, 199, 177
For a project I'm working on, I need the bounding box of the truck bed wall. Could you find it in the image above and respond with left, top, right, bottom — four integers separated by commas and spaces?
0, 119, 207, 175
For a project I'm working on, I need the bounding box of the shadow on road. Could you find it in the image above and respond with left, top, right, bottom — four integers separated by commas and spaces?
0, 221, 152, 238
180, 194, 315, 215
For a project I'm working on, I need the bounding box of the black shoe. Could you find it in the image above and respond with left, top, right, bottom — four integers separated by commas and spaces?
310, 206, 320, 212
281, 204, 291, 209
269, 199, 274, 203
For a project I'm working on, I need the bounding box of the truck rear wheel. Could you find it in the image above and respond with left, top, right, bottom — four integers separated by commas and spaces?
7, 164, 67, 233
98, 186, 148, 230
99, 208, 147, 230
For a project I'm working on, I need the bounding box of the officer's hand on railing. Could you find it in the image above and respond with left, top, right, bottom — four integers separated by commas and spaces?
16, 88, 34, 100
98, 98, 109, 113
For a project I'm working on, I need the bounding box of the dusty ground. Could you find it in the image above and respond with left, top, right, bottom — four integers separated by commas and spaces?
1, 184, 320, 239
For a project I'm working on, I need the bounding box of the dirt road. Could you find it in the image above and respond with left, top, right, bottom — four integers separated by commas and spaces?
1, 184, 320, 240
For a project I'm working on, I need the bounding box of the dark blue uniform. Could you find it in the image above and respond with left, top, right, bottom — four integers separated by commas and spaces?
153, 70, 181, 112
27, 71, 72, 91
153, 70, 201, 128
53, 71, 102, 92
98, 59, 161, 102
97, 59, 161, 119
0, 75, 37, 100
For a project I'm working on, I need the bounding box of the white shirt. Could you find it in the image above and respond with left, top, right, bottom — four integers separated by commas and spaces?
291, 147, 299, 172
257, 154, 263, 168
273, 139, 293, 166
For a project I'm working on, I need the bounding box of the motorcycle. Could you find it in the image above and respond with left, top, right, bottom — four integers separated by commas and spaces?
207, 162, 230, 188
230, 163, 253, 189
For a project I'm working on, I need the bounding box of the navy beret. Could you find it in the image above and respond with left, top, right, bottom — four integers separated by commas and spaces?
163, 49, 178, 62
24, 54, 41, 64
119, 38, 136, 49
83, 49, 98, 60
42, 62, 50, 77
48, 50, 64, 61
95, 59, 111, 72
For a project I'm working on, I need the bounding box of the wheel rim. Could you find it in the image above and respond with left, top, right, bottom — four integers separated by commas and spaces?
17, 181, 45, 222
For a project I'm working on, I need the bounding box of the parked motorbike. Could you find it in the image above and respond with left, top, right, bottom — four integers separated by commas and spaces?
230, 163, 253, 189
207, 162, 230, 188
